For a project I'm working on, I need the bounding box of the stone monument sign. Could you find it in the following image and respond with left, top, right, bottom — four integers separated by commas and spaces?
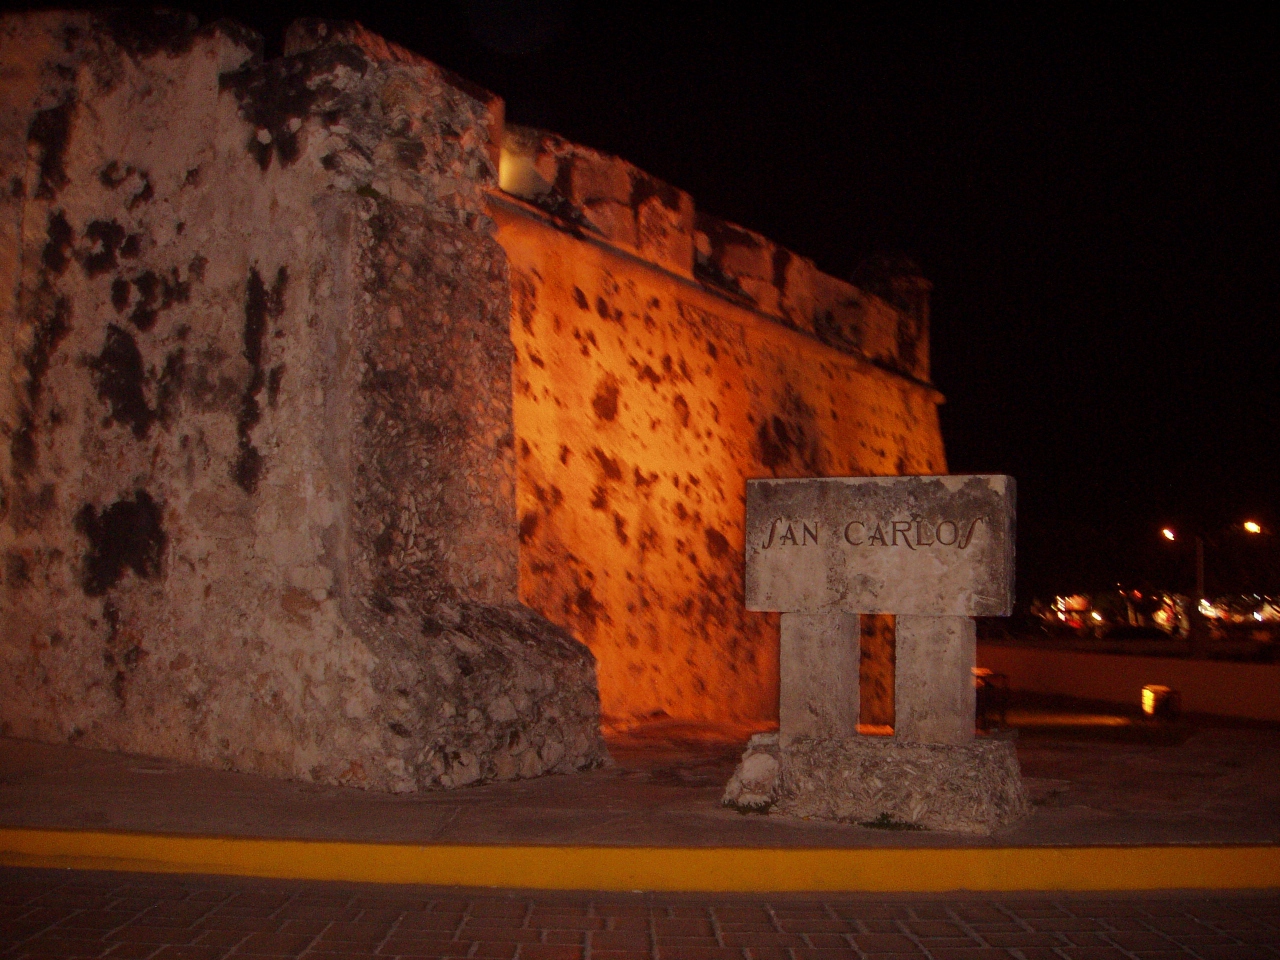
725, 475, 1028, 833
746, 474, 1014, 616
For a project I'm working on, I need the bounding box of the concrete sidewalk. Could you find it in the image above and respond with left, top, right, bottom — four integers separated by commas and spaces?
3, 706, 1280, 848
1, 699, 1278, 891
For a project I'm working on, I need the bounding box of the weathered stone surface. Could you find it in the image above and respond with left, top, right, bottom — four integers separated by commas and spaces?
730, 476, 1022, 831
494, 198, 946, 730
0, 11, 605, 791
2, 9, 949, 760
724, 732, 1029, 834
746, 474, 1015, 617
894, 615, 977, 745
721, 732, 782, 812
779, 611, 859, 743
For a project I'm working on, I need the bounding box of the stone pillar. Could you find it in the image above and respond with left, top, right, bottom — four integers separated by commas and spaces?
893, 615, 976, 745
779, 611, 860, 743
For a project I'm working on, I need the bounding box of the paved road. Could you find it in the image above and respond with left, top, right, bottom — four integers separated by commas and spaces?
1, 868, 1277, 959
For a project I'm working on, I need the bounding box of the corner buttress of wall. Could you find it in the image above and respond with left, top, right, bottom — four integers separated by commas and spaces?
0, 10, 607, 793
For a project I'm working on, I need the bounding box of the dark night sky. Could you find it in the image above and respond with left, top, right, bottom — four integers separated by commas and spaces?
16, 3, 1280, 602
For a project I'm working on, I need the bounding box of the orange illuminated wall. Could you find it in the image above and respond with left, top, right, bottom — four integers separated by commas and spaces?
491, 129, 946, 730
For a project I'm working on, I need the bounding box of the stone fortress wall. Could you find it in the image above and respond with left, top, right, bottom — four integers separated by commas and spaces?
0, 11, 945, 789
495, 134, 945, 730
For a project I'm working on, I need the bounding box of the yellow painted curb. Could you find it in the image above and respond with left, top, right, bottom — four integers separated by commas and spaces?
2, 828, 1277, 892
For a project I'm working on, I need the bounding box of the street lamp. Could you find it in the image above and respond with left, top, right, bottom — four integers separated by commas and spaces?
1161, 521, 1267, 645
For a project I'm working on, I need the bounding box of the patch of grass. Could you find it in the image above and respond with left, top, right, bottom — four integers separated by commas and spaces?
859, 812, 923, 831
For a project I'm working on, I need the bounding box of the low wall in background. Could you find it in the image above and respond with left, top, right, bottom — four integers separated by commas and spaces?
978, 643, 1280, 723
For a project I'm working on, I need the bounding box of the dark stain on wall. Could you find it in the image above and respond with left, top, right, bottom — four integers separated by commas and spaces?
127, 173, 154, 210
512, 272, 536, 333
128, 268, 191, 331
74, 490, 167, 596
592, 448, 622, 481
21, 296, 72, 410
89, 325, 155, 439
813, 307, 864, 355
110, 277, 130, 311
672, 393, 690, 428
703, 527, 729, 559
9, 484, 55, 532
754, 388, 821, 474
518, 512, 538, 544
233, 266, 286, 492
4, 550, 31, 587
591, 375, 619, 422
11, 295, 72, 475
568, 582, 607, 632
266, 364, 285, 407
81, 219, 127, 277
27, 99, 75, 199
156, 349, 186, 427
99, 161, 128, 189
756, 417, 793, 471
220, 45, 364, 170
42, 212, 74, 274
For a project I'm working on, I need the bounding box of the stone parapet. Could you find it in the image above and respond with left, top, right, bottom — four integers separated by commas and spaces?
695, 212, 929, 383
496, 128, 930, 385
499, 125, 695, 281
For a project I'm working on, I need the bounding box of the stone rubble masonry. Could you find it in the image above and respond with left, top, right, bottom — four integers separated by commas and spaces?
724, 731, 1030, 835
0, 9, 947, 783
0, 10, 606, 792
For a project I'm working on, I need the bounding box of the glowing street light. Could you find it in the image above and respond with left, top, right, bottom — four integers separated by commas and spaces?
1161, 528, 1176, 541
1244, 520, 1262, 534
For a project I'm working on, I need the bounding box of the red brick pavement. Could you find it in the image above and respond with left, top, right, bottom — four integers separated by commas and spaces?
1, 867, 1277, 960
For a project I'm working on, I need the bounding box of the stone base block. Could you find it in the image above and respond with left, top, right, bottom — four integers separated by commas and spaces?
724, 733, 1029, 835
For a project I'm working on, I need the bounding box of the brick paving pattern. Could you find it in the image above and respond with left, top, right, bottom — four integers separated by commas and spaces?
1, 868, 1277, 960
